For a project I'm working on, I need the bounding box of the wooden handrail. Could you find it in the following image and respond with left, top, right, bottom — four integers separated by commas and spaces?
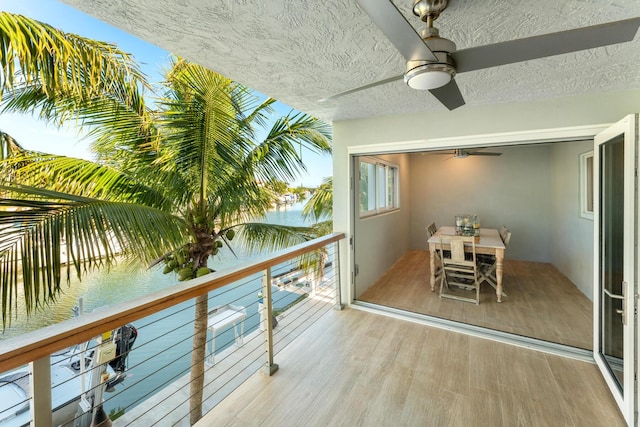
0, 232, 345, 372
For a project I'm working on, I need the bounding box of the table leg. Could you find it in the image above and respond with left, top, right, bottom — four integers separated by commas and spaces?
496, 256, 504, 303
429, 246, 436, 292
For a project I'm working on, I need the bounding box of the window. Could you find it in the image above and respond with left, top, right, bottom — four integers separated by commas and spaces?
579, 150, 594, 220
359, 157, 399, 217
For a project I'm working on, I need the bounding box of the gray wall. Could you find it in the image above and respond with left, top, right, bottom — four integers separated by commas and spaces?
406, 141, 595, 297
408, 145, 553, 262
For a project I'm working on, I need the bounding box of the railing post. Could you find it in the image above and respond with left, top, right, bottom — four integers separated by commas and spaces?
261, 268, 279, 376
334, 241, 344, 310
30, 356, 52, 427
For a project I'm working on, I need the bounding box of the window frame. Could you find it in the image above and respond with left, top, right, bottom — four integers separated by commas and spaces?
579, 150, 594, 220
358, 156, 399, 218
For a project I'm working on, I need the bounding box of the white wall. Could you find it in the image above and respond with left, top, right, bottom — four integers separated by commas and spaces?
333, 90, 640, 304
550, 140, 594, 297
353, 153, 411, 297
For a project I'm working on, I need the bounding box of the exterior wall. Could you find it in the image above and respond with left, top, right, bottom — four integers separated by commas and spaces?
333, 90, 640, 304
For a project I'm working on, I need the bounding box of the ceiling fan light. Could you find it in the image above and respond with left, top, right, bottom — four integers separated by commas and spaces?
407, 69, 451, 90
405, 62, 455, 90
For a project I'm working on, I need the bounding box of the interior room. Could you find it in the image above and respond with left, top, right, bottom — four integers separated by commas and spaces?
353, 140, 595, 349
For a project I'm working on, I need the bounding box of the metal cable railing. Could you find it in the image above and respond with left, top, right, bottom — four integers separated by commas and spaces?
114, 242, 341, 425
0, 233, 344, 427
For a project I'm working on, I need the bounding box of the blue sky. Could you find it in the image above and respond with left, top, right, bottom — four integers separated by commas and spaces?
0, 0, 332, 187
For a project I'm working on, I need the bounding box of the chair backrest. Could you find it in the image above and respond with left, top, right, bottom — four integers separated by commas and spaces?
503, 230, 512, 247
500, 225, 508, 242
441, 235, 476, 263
426, 222, 437, 237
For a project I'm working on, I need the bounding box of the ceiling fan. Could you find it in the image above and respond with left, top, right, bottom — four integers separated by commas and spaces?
322, 0, 640, 110
432, 148, 502, 158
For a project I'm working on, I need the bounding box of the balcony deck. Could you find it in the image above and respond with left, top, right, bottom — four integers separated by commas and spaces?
113, 285, 337, 425
199, 307, 624, 426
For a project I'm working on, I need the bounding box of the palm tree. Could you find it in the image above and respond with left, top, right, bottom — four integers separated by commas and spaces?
0, 15, 331, 425
300, 178, 334, 282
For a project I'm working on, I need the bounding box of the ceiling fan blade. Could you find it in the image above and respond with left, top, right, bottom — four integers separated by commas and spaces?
429, 79, 465, 110
356, 0, 438, 62
319, 74, 403, 102
468, 152, 502, 156
452, 17, 640, 74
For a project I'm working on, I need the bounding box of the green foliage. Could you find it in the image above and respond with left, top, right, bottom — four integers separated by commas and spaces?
0, 29, 332, 328
0, 131, 23, 160
0, 12, 147, 113
264, 179, 289, 195
291, 186, 310, 201
302, 178, 333, 225
108, 407, 125, 420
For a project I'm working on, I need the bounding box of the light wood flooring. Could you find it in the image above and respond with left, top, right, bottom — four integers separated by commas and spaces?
199, 308, 624, 426
358, 250, 593, 349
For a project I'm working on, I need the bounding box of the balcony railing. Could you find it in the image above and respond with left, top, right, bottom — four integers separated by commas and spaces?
0, 232, 345, 426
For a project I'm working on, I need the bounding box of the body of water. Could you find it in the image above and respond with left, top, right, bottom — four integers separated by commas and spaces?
2, 201, 313, 418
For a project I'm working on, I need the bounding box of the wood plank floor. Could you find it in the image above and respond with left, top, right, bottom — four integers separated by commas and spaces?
198, 308, 624, 426
358, 250, 593, 349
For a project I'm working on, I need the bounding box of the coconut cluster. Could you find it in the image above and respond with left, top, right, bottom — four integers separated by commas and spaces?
161, 228, 236, 281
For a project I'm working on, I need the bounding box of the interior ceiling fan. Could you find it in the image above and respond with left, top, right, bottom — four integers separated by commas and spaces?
432, 148, 502, 158
322, 0, 640, 110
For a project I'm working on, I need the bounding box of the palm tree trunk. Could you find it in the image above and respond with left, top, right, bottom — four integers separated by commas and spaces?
189, 294, 208, 425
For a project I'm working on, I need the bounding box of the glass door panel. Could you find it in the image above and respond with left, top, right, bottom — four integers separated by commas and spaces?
594, 114, 638, 425
599, 134, 624, 387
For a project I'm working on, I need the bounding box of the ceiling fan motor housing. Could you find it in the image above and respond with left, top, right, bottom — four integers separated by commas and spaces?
404, 33, 456, 88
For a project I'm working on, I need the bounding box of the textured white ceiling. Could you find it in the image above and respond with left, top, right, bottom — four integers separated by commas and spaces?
60, 0, 640, 122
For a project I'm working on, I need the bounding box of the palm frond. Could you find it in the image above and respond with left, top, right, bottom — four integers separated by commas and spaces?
302, 178, 333, 222
241, 97, 276, 132
235, 222, 330, 281
1, 152, 175, 211
235, 222, 315, 254
248, 111, 332, 184
0, 184, 188, 328
0, 12, 147, 107
0, 130, 24, 160
157, 62, 247, 190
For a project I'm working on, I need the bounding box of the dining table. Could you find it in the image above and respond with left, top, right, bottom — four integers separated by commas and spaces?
427, 226, 506, 302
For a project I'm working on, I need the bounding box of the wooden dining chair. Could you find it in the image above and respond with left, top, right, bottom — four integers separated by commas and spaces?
439, 235, 480, 304
477, 230, 511, 296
